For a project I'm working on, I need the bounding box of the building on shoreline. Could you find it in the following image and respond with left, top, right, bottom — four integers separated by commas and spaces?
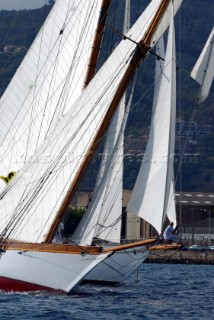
75, 190, 214, 246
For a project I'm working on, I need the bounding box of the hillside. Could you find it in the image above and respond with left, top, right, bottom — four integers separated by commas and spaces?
0, 1, 213, 192
0, 4, 52, 96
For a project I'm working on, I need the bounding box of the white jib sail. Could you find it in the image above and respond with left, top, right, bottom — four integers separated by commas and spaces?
71, 97, 125, 245
72, 0, 131, 246
0, 0, 102, 182
0, 0, 181, 243
127, 4, 177, 235
191, 26, 214, 104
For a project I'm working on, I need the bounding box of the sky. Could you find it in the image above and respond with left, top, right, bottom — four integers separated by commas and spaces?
0, 0, 47, 10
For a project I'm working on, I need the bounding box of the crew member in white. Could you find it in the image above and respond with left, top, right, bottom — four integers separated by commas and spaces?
163, 222, 178, 243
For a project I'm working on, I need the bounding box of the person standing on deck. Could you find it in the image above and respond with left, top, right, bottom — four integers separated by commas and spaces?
52, 222, 64, 243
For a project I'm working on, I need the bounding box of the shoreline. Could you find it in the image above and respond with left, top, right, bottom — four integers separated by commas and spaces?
145, 250, 214, 264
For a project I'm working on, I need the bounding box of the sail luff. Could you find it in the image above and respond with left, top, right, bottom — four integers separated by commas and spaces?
83, 0, 111, 88
161, 6, 177, 230
44, 0, 175, 243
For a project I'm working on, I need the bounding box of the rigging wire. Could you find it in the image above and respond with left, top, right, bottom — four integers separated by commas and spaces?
25, 1, 51, 162
0, 54, 130, 243
0, 1, 113, 242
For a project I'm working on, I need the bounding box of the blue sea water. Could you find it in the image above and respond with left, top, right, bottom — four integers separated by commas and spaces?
0, 264, 214, 320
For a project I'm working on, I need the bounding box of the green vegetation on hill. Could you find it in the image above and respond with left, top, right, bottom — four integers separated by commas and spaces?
0, 5, 52, 96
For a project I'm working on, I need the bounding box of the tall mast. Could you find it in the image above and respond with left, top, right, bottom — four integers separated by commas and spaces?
83, 0, 111, 88
45, 0, 171, 243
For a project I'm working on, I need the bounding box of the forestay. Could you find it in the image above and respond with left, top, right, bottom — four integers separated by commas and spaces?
191, 26, 214, 104
0, 0, 181, 244
127, 4, 177, 234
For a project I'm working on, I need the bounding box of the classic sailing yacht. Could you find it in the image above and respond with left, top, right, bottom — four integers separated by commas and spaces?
0, 0, 182, 293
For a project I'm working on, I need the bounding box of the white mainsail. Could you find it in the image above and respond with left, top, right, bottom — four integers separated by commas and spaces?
127, 4, 177, 234
0, 0, 182, 244
191, 26, 214, 104
0, 0, 103, 182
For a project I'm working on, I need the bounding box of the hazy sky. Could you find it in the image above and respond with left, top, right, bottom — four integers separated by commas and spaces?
0, 0, 47, 10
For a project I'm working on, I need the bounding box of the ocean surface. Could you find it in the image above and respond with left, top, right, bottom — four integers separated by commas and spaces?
0, 264, 213, 320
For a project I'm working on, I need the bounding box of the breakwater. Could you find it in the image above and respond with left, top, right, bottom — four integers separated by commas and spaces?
145, 250, 214, 264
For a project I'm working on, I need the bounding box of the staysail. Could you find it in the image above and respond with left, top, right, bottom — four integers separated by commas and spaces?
0, 0, 182, 244
71, 98, 125, 245
191, 26, 214, 104
127, 4, 177, 234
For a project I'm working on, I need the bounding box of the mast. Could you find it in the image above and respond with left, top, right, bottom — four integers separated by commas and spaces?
83, 0, 111, 88
45, 0, 171, 243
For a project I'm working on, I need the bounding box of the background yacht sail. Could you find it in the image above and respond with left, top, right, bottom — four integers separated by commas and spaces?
191, 26, 214, 104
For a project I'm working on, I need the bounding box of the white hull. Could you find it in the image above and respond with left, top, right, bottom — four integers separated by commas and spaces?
83, 246, 148, 284
0, 249, 108, 293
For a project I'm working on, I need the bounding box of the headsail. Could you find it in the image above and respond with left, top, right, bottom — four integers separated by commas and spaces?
127, 4, 177, 234
71, 99, 125, 245
191, 26, 214, 104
